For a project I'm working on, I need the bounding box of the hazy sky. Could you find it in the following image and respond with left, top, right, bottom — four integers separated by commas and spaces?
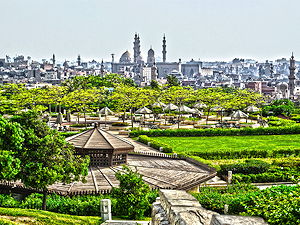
1, 0, 300, 63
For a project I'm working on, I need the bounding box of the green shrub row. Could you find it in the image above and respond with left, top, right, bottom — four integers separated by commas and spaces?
130, 125, 300, 137
111, 122, 129, 126
218, 160, 270, 176
0, 191, 158, 218
59, 131, 81, 138
192, 185, 300, 225
69, 124, 88, 127
232, 168, 300, 184
190, 148, 300, 160
137, 135, 173, 153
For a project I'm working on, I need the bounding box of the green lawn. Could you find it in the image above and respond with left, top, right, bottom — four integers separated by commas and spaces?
0, 207, 102, 225
152, 134, 300, 155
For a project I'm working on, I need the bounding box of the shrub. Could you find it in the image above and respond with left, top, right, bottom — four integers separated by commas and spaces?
59, 131, 80, 138
129, 125, 300, 137
111, 166, 151, 220
137, 135, 173, 153
219, 160, 270, 176
232, 167, 300, 184
111, 122, 129, 126
69, 124, 88, 127
193, 185, 300, 225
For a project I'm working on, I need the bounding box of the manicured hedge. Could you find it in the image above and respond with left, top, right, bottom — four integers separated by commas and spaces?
130, 125, 300, 137
218, 160, 270, 176
192, 185, 300, 225
111, 122, 129, 126
59, 131, 81, 138
232, 168, 300, 184
137, 135, 173, 153
189, 148, 300, 160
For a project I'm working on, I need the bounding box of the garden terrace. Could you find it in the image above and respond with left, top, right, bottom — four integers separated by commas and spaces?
46, 152, 216, 195
1, 152, 216, 196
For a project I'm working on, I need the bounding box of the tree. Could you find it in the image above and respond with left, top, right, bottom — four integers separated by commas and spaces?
2, 111, 90, 210
111, 166, 151, 219
262, 99, 295, 116
111, 85, 142, 127
166, 74, 180, 87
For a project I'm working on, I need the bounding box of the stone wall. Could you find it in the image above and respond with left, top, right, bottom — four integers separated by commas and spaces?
152, 189, 267, 225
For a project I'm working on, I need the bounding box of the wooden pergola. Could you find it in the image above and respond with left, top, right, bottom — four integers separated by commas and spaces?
66, 126, 134, 166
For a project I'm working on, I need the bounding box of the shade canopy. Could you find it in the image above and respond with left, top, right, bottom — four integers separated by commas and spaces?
152, 102, 166, 108
191, 108, 203, 115
55, 112, 63, 124
245, 105, 260, 112
99, 107, 114, 115
194, 103, 207, 108
178, 105, 194, 113
164, 103, 178, 111
67, 127, 133, 151
230, 110, 248, 119
66, 126, 134, 166
135, 106, 152, 114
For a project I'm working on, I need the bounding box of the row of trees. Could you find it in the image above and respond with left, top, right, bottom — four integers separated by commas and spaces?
0, 75, 265, 126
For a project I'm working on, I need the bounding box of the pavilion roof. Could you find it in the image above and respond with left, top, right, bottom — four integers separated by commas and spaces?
66, 127, 134, 151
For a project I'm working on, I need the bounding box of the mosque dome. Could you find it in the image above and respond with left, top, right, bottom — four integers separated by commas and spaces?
277, 82, 288, 92
119, 51, 132, 63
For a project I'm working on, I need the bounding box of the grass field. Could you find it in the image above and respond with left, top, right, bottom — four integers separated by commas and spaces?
0, 207, 101, 225
152, 134, 300, 155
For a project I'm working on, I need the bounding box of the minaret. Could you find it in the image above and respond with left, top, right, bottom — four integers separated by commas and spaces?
77, 55, 81, 66
100, 59, 105, 76
133, 33, 141, 63
162, 34, 167, 63
289, 52, 296, 97
52, 54, 56, 67
111, 54, 115, 63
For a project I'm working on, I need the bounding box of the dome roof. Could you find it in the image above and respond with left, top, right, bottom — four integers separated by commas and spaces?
119, 51, 132, 63
277, 82, 288, 91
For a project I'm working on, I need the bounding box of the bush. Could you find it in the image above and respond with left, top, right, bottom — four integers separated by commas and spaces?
219, 160, 270, 176
129, 125, 300, 137
138, 135, 173, 153
111, 122, 129, 126
232, 167, 300, 183
112, 166, 151, 220
59, 131, 80, 138
69, 124, 88, 128
193, 185, 300, 225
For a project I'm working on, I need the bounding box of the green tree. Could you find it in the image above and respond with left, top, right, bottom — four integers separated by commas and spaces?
6, 111, 90, 210
262, 99, 294, 116
166, 74, 180, 87
112, 166, 151, 219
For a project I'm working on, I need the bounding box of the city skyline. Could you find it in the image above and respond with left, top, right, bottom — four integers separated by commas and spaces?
1, 0, 300, 62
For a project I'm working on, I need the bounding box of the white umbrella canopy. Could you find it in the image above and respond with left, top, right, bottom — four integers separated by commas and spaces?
245, 105, 260, 112
135, 106, 152, 114
164, 103, 179, 111
191, 108, 204, 115
230, 110, 248, 119
99, 107, 114, 115
178, 105, 194, 113
152, 102, 166, 108
194, 103, 207, 108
